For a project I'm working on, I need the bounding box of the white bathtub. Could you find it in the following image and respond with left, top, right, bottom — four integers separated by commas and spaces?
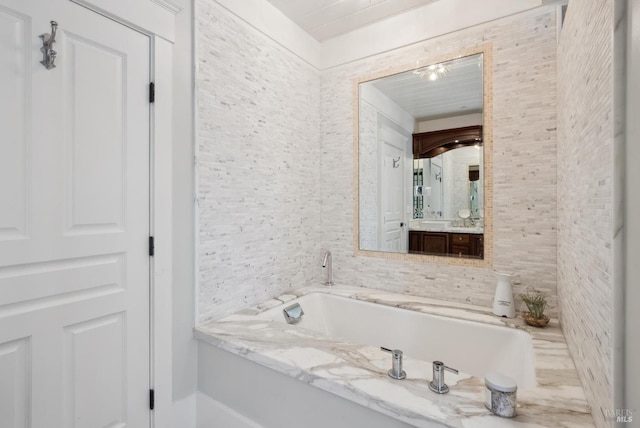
258, 292, 536, 387
196, 287, 593, 428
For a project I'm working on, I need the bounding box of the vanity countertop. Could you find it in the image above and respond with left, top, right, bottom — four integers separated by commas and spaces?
409, 226, 484, 234
195, 285, 594, 428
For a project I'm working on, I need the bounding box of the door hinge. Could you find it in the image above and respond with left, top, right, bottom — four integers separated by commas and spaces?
149, 82, 155, 103
149, 389, 155, 410
149, 236, 155, 256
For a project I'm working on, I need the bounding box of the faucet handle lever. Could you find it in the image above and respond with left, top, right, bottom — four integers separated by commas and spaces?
380, 346, 399, 356
443, 364, 458, 374
380, 347, 406, 380
429, 361, 457, 394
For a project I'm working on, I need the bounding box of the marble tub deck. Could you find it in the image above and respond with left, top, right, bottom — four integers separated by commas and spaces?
195, 285, 594, 428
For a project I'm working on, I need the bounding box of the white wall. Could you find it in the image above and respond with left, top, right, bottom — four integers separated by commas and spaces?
195, 0, 322, 322
172, 0, 198, 403
319, 0, 545, 69
211, 0, 320, 68
195, 0, 546, 71
358, 100, 380, 250
556, 1, 615, 427
417, 113, 482, 133
625, 0, 640, 416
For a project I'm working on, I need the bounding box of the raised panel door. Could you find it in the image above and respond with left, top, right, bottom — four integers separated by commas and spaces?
0, 1, 151, 426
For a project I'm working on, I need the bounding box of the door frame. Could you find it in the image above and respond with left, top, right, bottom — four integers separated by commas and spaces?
69, 0, 178, 425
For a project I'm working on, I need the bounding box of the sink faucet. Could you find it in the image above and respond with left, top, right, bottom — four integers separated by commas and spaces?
322, 250, 334, 286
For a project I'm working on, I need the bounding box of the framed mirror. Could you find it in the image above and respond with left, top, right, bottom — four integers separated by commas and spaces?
354, 45, 493, 267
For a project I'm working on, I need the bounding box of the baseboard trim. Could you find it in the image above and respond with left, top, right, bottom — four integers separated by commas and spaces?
197, 391, 263, 428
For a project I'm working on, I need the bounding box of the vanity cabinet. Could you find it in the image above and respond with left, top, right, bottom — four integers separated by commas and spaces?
450, 233, 470, 256
408, 231, 423, 253
409, 231, 448, 255
470, 234, 484, 258
409, 231, 483, 258
412, 125, 483, 159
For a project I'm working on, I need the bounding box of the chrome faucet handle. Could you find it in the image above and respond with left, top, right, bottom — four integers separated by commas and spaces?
380, 347, 406, 380
429, 361, 458, 394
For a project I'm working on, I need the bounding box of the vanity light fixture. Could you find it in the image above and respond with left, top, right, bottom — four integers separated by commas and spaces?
413, 61, 450, 81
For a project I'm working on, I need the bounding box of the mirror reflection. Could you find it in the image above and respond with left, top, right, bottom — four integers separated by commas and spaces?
358, 53, 484, 258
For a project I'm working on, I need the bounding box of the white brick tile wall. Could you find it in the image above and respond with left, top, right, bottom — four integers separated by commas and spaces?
357, 100, 379, 250
557, 2, 615, 427
196, 5, 560, 322
320, 8, 558, 313
196, 0, 322, 321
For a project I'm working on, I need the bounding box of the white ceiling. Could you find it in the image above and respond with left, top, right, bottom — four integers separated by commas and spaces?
265, 0, 440, 42
366, 53, 483, 120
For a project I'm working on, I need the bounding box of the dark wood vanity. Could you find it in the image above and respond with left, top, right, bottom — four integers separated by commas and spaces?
409, 230, 483, 258
409, 124, 484, 259
412, 125, 483, 158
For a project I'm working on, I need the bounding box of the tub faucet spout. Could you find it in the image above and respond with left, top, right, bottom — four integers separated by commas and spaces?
322, 250, 334, 286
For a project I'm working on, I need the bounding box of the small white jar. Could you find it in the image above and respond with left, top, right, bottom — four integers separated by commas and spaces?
484, 372, 517, 417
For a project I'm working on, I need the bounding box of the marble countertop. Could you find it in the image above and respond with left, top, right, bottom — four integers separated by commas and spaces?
195, 285, 594, 428
409, 226, 484, 234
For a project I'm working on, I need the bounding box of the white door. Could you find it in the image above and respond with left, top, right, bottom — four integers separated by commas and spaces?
0, 1, 151, 427
379, 127, 407, 252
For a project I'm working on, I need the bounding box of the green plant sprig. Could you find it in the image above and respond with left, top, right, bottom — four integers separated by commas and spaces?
521, 289, 547, 319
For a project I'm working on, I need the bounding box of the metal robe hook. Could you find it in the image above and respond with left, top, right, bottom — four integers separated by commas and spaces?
39, 21, 58, 70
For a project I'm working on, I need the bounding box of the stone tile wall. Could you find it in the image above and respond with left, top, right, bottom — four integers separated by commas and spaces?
357, 100, 379, 250
557, 2, 615, 427
320, 8, 558, 313
196, 0, 322, 321
196, 4, 559, 319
